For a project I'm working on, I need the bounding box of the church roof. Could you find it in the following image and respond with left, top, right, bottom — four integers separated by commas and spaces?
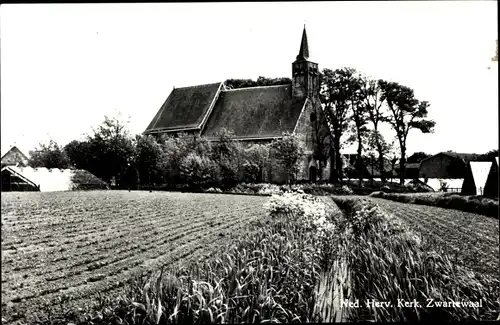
201, 84, 307, 140
296, 25, 309, 61
144, 82, 223, 134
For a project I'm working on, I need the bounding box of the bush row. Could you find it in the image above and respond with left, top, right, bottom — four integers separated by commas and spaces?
137, 182, 355, 197
369, 191, 498, 219
331, 197, 499, 322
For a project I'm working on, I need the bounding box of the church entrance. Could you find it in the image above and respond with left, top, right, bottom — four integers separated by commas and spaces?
309, 166, 317, 183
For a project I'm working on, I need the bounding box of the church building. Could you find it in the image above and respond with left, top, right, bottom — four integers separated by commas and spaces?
144, 27, 332, 183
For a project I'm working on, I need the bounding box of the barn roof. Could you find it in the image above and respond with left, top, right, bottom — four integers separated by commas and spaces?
201, 84, 307, 139
2, 166, 108, 192
144, 82, 224, 134
1, 146, 29, 166
441, 152, 484, 161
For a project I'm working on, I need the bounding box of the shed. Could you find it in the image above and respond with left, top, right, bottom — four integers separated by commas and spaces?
461, 161, 492, 196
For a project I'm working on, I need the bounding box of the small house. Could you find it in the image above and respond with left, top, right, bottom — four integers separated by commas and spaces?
1, 146, 29, 168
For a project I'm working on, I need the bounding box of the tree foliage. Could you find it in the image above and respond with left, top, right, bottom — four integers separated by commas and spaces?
360, 75, 390, 182
379, 81, 436, 185
224, 77, 292, 90
210, 128, 242, 188
64, 115, 135, 187
28, 140, 70, 169
320, 67, 355, 184
243, 144, 271, 183
406, 152, 432, 164
134, 134, 165, 185
270, 133, 304, 185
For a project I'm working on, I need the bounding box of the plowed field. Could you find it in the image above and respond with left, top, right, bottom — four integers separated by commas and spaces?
366, 196, 499, 277
1, 191, 267, 323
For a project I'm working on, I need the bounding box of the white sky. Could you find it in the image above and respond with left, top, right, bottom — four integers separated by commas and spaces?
1, 2, 498, 157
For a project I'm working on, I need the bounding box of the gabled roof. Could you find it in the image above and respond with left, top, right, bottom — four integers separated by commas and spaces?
144, 82, 223, 134
1, 146, 29, 166
201, 84, 307, 140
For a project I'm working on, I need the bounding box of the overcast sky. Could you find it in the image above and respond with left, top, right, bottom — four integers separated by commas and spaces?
1, 1, 497, 157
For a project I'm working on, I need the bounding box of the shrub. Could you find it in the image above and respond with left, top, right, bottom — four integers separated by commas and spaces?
179, 152, 220, 189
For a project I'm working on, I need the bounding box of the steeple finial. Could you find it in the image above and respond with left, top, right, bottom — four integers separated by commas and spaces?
296, 25, 309, 60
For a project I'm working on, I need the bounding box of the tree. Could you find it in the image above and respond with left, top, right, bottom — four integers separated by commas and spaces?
379, 81, 436, 185
243, 144, 270, 183
224, 77, 292, 90
361, 76, 390, 183
160, 133, 212, 185
320, 68, 355, 184
309, 100, 331, 182
28, 139, 70, 169
76, 115, 135, 187
210, 128, 243, 188
133, 134, 164, 186
365, 130, 395, 181
406, 152, 432, 164
179, 152, 219, 189
270, 133, 304, 186
340, 68, 367, 186
64, 140, 94, 171
479, 149, 498, 161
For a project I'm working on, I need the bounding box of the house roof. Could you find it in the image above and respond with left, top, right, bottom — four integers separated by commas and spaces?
1, 146, 29, 166
144, 82, 223, 134
201, 84, 307, 139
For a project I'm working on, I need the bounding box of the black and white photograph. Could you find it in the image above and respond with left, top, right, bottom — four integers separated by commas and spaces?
1, 1, 498, 323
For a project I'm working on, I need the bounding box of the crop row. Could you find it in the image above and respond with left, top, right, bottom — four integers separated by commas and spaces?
1, 191, 267, 324
367, 197, 499, 277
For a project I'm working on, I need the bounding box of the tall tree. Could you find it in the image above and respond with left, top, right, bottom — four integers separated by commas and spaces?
133, 134, 164, 186
320, 67, 355, 184
28, 139, 70, 169
379, 81, 435, 185
309, 100, 331, 182
343, 69, 367, 186
87, 115, 135, 187
361, 76, 389, 182
211, 128, 243, 188
365, 130, 395, 181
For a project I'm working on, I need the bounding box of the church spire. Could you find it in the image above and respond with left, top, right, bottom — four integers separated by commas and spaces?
296, 25, 309, 60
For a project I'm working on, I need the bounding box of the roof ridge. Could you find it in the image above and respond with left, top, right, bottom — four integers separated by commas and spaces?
173, 82, 222, 90
222, 84, 292, 92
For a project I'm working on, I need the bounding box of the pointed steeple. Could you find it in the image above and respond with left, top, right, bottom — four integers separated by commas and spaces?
296, 25, 309, 60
